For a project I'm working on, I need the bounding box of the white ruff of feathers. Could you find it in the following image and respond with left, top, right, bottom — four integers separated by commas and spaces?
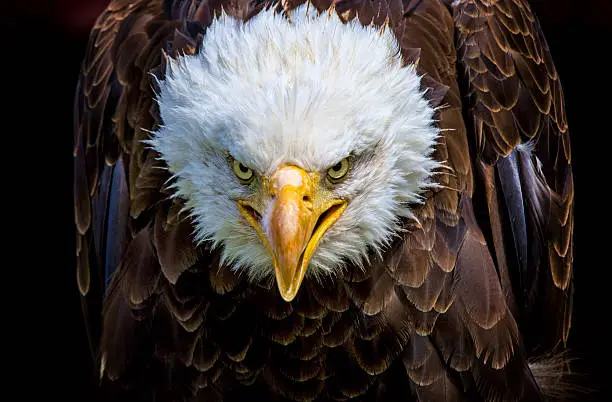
148, 5, 442, 283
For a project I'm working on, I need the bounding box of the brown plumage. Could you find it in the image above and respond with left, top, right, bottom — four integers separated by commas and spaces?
74, 0, 574, 400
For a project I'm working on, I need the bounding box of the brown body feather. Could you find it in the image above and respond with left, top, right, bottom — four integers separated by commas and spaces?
74, 0, 574, 400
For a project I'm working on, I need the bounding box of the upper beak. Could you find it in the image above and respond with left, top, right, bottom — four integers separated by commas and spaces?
238, 165, 346, 302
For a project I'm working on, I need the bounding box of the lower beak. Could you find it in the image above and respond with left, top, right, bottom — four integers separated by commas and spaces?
239, 166, 346, 302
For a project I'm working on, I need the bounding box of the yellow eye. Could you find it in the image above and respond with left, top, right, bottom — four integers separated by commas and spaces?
232, 159, 254, 183
327, 158, 350, 182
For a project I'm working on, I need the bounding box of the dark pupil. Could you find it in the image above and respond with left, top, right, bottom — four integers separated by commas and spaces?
332, 162, 342, 172
239, 164, 248, 173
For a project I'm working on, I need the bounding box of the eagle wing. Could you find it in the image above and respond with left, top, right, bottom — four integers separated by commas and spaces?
74, 0, 159, 360
372, 0, 573, 399
452, 0, 573, 350
74, 1, 285, 398
323, 0, 573, 399
73, 0, 222, 379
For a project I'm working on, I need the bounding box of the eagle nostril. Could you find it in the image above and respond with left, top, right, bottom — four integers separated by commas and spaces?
302, 195, 313, 210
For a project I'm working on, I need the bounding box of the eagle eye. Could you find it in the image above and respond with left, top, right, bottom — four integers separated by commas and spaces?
327, 158, 350, 182
232, 159, 254, 183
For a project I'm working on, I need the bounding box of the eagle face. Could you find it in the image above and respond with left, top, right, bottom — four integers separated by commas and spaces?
150, 6, 441, 301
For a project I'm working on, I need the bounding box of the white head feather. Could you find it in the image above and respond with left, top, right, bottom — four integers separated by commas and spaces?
148, 5, 441, 283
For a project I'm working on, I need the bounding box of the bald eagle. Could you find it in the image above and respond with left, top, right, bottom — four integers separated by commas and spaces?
74, 0, 574, 400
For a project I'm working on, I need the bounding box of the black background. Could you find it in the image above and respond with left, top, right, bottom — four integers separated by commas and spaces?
4, 0, 611, 400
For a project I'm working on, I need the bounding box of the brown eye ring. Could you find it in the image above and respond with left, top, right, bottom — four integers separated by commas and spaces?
327, 158, 350, 182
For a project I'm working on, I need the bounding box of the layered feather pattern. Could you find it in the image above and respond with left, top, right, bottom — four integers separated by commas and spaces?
74, 0, 574, 400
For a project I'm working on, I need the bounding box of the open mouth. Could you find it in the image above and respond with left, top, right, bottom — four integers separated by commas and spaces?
293, 201, 345, 272
238, 202, 261, 223
239, 199, 345, 244
309, 201, 345, 249
297, 200, 347, 266
238, 195, 347, 301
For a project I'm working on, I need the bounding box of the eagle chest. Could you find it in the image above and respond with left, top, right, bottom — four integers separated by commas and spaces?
161, 267, 415, 401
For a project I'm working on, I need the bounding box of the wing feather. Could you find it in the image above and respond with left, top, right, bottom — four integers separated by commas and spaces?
73, 0, 212, 393
452, 0, 574, 352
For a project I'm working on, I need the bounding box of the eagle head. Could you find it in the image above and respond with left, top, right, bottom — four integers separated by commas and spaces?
149, 5, 441, 301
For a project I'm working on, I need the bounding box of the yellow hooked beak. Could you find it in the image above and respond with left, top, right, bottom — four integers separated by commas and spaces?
238, 166, 346, 302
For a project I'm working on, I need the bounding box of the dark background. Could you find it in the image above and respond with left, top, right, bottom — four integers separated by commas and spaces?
4, 0, 611, 400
